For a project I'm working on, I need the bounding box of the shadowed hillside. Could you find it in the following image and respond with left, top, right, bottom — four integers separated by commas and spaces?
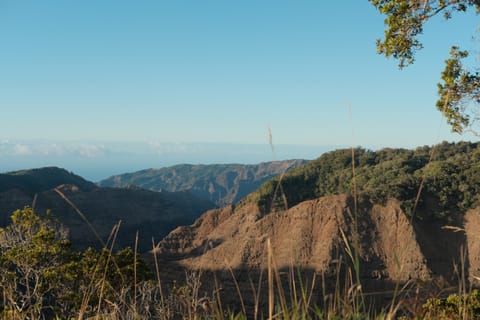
0, 167, 95, 194
0, 167, 215, 251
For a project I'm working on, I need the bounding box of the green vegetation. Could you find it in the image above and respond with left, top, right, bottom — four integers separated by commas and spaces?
421, 290, 480, 320
255, 141, 480, 220
369, 0, 480, 133
0, 207, 152, 319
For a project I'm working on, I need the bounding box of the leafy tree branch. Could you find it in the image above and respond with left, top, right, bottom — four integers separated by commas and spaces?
370, 0, 480, 132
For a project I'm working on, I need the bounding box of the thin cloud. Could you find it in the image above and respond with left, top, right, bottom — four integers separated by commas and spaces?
12, 144, 32, 155
0, 141, 107, 158
75, 144, 106, 158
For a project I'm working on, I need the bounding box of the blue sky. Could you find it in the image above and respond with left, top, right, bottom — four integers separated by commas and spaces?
0, 1, 479, 179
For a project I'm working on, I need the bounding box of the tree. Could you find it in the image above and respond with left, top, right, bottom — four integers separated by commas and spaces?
370, 0, 480, 133
0, 207, 75, 319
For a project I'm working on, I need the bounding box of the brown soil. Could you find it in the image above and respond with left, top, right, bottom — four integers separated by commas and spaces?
147, 194, 480, 317
155, 194, 479, 286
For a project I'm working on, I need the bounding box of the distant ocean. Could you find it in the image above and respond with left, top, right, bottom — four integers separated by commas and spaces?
0, 141, 337, 181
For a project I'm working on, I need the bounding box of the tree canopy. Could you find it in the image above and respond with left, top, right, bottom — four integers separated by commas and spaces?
254, 141, 480, 221
370, 0, 480, 133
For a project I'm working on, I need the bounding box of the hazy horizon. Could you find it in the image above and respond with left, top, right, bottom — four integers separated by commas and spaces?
2, 138, 476, 181
0, 140, 343, 181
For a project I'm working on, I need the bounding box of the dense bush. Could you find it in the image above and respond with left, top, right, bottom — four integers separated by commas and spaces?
0, 208, 224, 320
0, 207, 152, 319
255, 141, 480, 220
421, 289, 480, 319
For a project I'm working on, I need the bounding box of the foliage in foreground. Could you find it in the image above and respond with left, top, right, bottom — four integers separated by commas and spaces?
0, 207, 152, 319
421, 289, 480, 320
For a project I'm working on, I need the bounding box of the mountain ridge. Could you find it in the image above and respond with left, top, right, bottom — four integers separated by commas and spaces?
99, 160, 307, 206
0, 167, 95, 194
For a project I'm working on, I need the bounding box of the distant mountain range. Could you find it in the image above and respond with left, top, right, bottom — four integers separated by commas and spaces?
98, 160, 307, 206
0, 160, 305, 251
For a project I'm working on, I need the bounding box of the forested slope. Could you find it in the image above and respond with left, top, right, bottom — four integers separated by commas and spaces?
255, 141, 480, 220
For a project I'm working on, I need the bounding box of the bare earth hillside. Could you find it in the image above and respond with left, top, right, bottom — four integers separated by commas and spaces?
155, 194, 479, 290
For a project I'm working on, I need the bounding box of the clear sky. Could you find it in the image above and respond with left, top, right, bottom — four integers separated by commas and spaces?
0, 1, 479, 179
